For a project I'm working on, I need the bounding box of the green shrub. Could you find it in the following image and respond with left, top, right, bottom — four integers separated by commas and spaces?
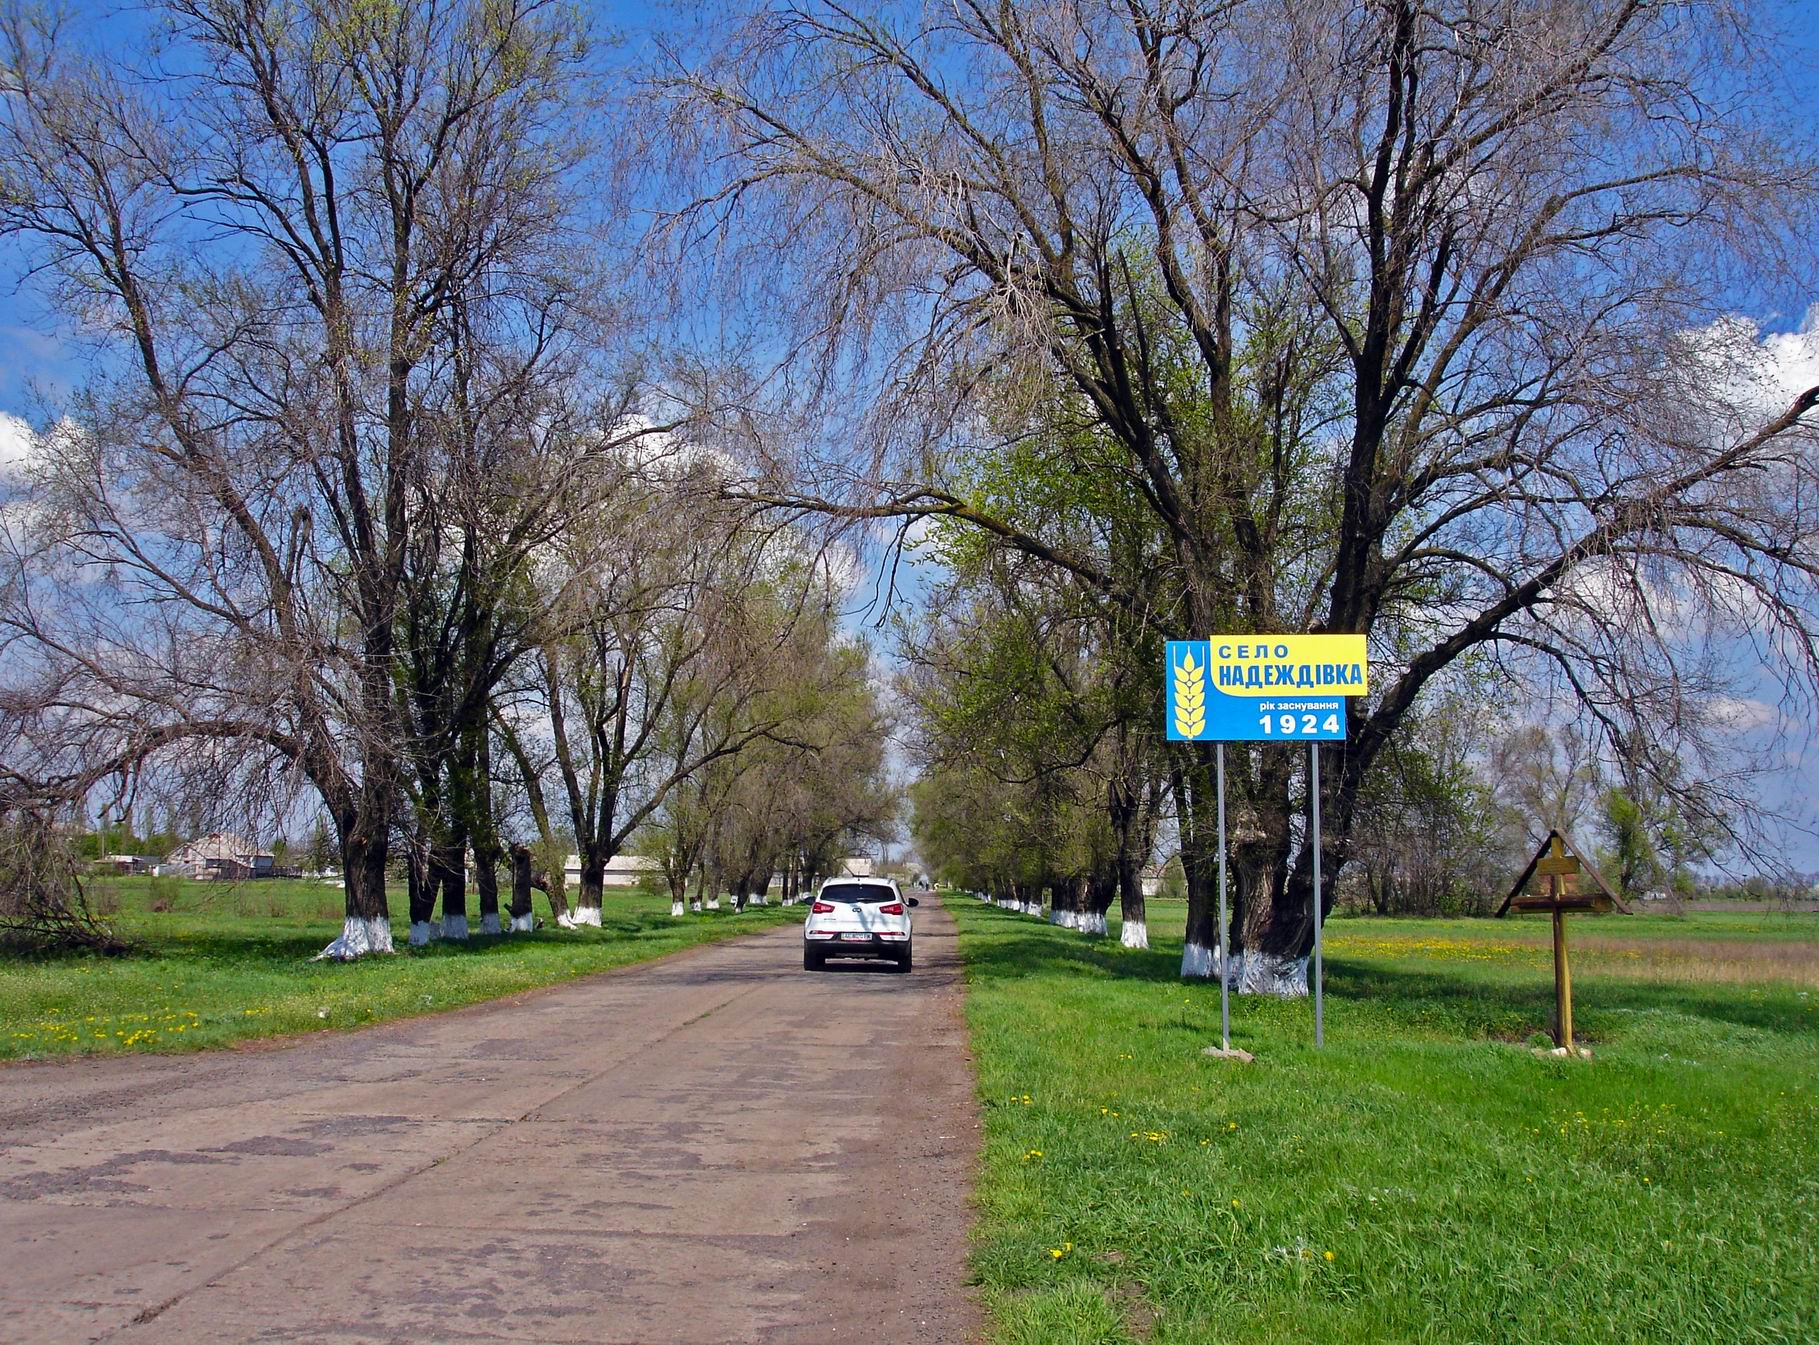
147, 876, 182, 911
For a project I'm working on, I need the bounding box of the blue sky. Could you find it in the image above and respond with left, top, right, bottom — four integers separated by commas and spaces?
3, 0, 1819, 870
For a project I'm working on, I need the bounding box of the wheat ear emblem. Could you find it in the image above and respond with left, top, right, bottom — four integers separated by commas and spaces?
1172, 649, 1207, 738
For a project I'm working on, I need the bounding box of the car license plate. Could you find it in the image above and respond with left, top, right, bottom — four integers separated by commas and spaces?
841, 932, 872, 942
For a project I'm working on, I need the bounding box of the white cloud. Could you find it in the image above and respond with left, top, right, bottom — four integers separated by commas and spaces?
1757, 305, 1819, 408
0, 411, 35, 480
1681, 306, 1819, 431
1704, 694, 1779, 734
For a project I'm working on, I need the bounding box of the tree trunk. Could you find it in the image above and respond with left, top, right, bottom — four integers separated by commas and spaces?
1179, 742, 1309, 995
1230, 806, 1300, 995
1172, 752, 1220, 977
1116, 847, 1147, 949
434, 832, 468, 941
573, 845, 605, 927
1109, 778, 1147, 948
318, 807, 394, 959
1085, 869, 1116, 937
508, 844, 539, 932
474, 843, 501, 933
468, 728, 503, 934
1267, 742, 1346, 983
406, 825, 438, 946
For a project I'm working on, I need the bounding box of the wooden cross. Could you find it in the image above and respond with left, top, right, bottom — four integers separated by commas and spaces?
1496, 831, 1627, 1049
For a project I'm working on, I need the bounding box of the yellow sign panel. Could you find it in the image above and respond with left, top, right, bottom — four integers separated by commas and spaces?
1206, 635, 1369, 699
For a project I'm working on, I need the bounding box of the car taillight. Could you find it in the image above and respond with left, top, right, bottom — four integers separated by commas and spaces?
811, 901, 834, 913
879, 902, 904, 915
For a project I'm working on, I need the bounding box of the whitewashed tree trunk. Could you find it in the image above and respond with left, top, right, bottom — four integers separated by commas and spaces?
1228, 950, 1309, 996
1181, 941, 1218, 979
317, 917, 394, 961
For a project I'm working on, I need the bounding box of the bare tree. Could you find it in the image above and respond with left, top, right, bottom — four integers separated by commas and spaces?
0, 0, 604, 956
659, 0, 1819, 990
520, 470, 833, 924
1491, 724, 1603, 846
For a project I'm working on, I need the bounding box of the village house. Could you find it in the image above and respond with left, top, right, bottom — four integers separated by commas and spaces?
158, 833, 275, 881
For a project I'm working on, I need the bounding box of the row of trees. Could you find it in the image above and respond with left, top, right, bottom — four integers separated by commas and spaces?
659, 0, 1819, 990
0, 0, 892, 955
4, 1, 1816, 976
897, 587, 1707, 934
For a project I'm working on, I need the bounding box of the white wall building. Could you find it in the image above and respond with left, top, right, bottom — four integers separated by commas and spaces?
562, 853, 663, 891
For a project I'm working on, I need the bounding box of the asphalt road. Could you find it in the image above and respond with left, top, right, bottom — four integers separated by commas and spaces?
0, 897, 981, 1344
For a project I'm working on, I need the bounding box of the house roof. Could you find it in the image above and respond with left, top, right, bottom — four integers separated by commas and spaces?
166, 832, 269, 863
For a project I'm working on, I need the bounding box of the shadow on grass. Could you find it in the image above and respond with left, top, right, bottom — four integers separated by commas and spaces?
6, 909, 772, 971
954, 906, 1814, 1041
1332, 959, 1813, 1040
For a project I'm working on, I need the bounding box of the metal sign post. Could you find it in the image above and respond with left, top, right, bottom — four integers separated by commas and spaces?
1310, 741, 1323, 1049
1217, 742, 1229, 1052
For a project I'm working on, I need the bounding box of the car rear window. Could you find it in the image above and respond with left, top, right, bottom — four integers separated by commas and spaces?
820, 883, 897, 904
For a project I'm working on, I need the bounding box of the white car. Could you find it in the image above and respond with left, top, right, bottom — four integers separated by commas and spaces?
803, 877, 918, 972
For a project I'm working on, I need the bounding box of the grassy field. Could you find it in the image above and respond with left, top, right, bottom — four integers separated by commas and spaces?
1, 876, 797, 1061
949, 895, 1817, 1344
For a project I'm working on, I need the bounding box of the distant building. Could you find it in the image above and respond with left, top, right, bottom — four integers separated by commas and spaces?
94, 854, 152, 876
1140, 866, 1163, 898
563, 853, 663, 891
837, 856, 875, 878
159, 833, 274, 881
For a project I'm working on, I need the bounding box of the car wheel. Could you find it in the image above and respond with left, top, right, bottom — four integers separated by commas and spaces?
895, 948, 912, 973
804, 946, 824, 971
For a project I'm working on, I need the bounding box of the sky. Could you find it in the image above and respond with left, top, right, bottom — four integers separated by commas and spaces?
4, 0, 1819, 871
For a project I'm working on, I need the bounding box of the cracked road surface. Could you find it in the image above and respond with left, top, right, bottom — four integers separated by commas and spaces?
0, 897, 980, 1344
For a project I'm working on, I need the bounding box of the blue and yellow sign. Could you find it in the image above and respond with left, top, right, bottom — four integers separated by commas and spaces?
1165, 636, 1367, 742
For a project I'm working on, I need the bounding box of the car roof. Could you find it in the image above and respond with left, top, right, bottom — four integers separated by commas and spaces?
821, 875, 896, 887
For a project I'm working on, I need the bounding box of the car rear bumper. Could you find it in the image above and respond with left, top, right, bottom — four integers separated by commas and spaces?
805, 933, 909, 958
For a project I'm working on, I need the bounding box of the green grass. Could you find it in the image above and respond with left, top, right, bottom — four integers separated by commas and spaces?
948, 895, 1818, 1344
2, 876, 797, 1059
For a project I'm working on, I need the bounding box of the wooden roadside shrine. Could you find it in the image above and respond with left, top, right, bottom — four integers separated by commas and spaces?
1496, 830, 1629, 1049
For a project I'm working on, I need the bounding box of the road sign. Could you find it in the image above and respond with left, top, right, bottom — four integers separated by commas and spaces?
1166, 642, 1347, 741
1162, 634, 1370, 1053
